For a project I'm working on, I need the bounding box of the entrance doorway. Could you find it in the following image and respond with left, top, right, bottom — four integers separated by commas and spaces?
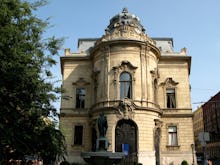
115, 119, 137, 164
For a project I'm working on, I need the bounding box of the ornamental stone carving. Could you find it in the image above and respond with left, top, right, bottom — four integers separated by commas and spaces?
160, 77, 178, 88
72, 77, 90, 86
95, 8, 156, 46
115, 98, 135, 120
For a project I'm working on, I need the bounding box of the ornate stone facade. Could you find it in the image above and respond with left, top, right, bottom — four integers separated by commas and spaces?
60, 8, 195, 165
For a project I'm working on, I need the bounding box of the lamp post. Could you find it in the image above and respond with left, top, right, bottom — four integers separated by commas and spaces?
191, 144, 195, 165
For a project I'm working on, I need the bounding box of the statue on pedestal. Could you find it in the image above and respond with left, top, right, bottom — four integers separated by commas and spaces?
97, 112, 109, 151
98, 112, 108, 138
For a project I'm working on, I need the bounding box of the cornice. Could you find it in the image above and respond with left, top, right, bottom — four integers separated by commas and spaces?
90, 39, 160, 59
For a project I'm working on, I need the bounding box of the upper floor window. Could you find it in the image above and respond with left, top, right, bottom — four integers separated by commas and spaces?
120, 72, 132, 99
160, 78, 178, 109
166, 88, 176, 108
74, 125, 83, 145
168, 126, 178, 146
76, 88, 85, 108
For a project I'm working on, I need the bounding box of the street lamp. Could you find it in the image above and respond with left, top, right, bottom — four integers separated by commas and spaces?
191, 144, 195, 165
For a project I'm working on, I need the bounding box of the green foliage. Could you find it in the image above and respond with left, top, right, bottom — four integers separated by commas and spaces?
60, 161, 88, 165
0, 0, 66, 164
181, 160, 189, 165
60, 161, 71, 165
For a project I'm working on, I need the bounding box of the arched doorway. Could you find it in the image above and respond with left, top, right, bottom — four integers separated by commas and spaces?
115, 119, 137, 164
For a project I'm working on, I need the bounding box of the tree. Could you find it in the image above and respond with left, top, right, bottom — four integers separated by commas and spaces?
0, 0, 66, 164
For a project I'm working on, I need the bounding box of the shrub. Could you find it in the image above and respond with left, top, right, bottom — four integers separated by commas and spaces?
181, 160, 189, 165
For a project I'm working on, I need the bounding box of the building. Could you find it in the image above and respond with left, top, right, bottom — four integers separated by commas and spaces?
202, 92, 220, 160
193, 107, 204, 157
60, 8, 195, 165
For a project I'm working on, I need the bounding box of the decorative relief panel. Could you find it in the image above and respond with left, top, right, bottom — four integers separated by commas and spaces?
115, 98, 135, 120
98, 25, 155, 44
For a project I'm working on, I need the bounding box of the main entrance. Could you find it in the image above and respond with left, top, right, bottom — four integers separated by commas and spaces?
115, 119, 137, 164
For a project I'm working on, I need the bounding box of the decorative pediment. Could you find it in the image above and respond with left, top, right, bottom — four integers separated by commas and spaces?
112, 60, 138, 72
115, 98, 135, 120
72, 77, 90, 86
160, 77, 178, 87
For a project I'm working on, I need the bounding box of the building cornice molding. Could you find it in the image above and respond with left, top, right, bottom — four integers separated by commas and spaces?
90, 39, 160, 59
161, 113, 193, 118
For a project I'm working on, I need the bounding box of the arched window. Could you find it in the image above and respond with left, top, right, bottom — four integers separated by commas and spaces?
120, 72, 132, 99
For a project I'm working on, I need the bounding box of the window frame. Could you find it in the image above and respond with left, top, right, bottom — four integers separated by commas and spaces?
119, 72, 132, 99
167, 126, 178, 146
75, 87, 86, 109
73, 125, 83, 145
166, 88, 176, 109
160, 78, 179, 109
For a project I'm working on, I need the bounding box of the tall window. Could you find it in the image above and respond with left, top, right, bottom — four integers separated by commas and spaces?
154, 79, 158, 104
74, 125, 83, 145
168, 126, 178, 146
120, 72, 132, 99
76, 88, 85, 108
166, 88, 176, 108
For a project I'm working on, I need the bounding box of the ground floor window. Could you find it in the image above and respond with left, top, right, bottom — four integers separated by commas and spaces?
168, 126, 178, 146
74, 125, 83, 145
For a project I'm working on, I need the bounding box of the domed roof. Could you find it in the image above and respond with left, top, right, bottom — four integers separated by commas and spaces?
106, 8, 145, 33
94, 8, 156, 47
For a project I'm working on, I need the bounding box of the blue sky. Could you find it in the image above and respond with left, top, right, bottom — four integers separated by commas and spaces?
34, 0, 220, 111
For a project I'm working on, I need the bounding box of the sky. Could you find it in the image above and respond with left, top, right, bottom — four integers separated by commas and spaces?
33, 0, 220, 111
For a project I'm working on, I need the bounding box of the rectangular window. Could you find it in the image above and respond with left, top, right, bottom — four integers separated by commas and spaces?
74, 125, 83, 145
120, 72, 132, 99
168, 126, 178, 146
166, 89, 176, 108
76, 88, 86, 108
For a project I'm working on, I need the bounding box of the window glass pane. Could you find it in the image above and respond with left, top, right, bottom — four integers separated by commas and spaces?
168, 126, 177, 145
120, 72, 132, 99
166, 89, 175, 93
126, 83, 131, 98
120, 84, 124, 99
74, 125, 83, 145
120, 72, 131, 81
76, 88, 86, 108
166, 88, 176, 108
168, 126, 177, 132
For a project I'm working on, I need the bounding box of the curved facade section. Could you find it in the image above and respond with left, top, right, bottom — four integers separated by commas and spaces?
91, 39, 160, 112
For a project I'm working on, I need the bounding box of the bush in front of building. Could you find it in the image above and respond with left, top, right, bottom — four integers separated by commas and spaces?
181, 160, 189, 165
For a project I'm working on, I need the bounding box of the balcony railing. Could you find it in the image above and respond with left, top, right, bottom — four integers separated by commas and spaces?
90, 99, 161, 112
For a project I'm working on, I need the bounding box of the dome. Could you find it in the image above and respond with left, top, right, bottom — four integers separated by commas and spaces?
106, 8, 145, 33
95, 8, 156, 47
